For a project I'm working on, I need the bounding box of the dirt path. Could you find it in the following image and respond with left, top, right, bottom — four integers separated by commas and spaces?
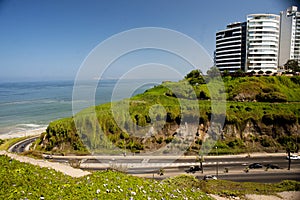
0, 150, 90, 178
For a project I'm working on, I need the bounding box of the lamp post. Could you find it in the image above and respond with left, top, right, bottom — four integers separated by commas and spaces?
123, 138, 126, 157
216, 146, 219, 178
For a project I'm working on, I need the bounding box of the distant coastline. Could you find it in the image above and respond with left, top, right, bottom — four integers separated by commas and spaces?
0, 126, 46, 140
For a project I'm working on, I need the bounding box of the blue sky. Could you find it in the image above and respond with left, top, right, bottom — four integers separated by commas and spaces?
0, 0, 298, 81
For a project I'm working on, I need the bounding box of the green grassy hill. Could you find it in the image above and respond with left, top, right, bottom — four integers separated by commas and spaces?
32, 75, 300, 155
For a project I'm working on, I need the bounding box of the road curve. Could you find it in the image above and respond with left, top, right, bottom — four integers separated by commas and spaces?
8, 136, 39, 153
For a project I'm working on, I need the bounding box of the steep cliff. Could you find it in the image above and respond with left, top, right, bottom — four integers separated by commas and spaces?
33, 75, 300, 155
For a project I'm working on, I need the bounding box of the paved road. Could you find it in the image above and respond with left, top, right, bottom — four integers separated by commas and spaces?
217, 171, 300, 183
8, 137, 300, 183
8, 136, 39, 153
76, 154, 300, 183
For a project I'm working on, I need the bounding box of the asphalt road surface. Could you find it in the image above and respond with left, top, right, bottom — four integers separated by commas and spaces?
8, 137, 300, 183
8, 136, 38, 153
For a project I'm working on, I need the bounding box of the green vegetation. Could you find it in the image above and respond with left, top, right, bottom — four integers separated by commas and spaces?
0, 155, 210, 199
165, 175, 299, 197
224, 76, 300, 102
1, 155, 299, 199
0, 139, 4, 146
33, 117, 88, 154
284, 59, 300, 73
198, 179, 300, 197
32, 75, 300, 155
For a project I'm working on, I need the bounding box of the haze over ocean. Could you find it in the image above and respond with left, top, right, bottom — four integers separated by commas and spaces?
0, 79, 158, 137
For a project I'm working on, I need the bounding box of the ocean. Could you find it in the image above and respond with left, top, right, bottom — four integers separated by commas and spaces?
0, 79, 160, 138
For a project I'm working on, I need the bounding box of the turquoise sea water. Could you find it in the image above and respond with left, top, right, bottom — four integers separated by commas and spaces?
0, 79, 158, 136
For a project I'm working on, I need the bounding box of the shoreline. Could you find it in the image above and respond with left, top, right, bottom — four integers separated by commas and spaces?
0, 126, 46, 140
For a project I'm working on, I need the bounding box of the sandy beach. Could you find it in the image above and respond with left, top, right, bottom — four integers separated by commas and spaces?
0, 127, 46, 140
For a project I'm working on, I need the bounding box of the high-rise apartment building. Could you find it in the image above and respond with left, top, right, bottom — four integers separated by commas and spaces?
215, 7, 299, 73
215, 22, 247, 72
246, 14, 280, 72
278, 6, 300, 67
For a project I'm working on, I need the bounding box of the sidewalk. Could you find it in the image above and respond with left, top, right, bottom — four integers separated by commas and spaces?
0, 150, 90, 178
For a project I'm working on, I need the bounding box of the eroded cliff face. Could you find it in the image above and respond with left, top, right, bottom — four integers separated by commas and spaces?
141, 117, 299, 154
223, 120, 300, 139
35, 117, 300, 155
189, 118, 299, 154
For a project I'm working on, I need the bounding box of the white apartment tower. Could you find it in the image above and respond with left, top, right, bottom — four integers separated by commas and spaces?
215, 22, 247, 72
246, 14, 280, 72
278, 6, 300, 67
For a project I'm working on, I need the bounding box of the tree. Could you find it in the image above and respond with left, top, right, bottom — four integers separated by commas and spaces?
235, 69, 245, 77
250, 70, 256, 75
286, 141, 297, 170
222, 70, 230, 77
265, 71, 273, 75
284, 59, 300, 72
207, 66, 221, 78
185, 69, 205, 85
258, 70, 264, 75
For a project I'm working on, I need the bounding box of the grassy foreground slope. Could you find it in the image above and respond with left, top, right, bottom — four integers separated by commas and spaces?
0, 155, 299, 199
32, 75, 300, 154
0, 155, 210, 199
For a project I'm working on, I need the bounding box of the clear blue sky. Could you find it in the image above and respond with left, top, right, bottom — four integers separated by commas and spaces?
0, 0, 298, 81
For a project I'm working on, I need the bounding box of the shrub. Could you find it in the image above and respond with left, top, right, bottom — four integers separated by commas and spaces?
260, 136, 273, 147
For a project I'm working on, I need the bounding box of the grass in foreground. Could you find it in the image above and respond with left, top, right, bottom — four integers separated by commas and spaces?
1, 155, 299, 199
0, 155, 210, 199
164, 175, 299, 197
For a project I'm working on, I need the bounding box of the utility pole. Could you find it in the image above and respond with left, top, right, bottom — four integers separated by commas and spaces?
123, 138, 126, 157
287, 147, 291, 170
200, 154, 204, 174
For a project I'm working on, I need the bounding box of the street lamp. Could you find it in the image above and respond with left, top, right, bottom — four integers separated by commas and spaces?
216, 146, 219, 178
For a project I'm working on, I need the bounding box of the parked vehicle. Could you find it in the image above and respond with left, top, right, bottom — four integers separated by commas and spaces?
42, 154, 53, 159
286, 155, 300, 160
203, 175, 217, 180
185, 165, 201, 173
248, 163, 263, 169
265, 164, 280, 169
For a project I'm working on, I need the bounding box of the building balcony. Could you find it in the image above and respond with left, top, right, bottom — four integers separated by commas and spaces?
217, 44, 241, 50
217, 61, 241, 65
216, 40, 242, 46
216, 57, 241, 62
217, 66, 241, 70
248, 61, 277, 65
248, 37, 279, 41
216, 35, 241, 41
216, 53, 242, 58
216, 49, 239, 53
248, 48, 277, 51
